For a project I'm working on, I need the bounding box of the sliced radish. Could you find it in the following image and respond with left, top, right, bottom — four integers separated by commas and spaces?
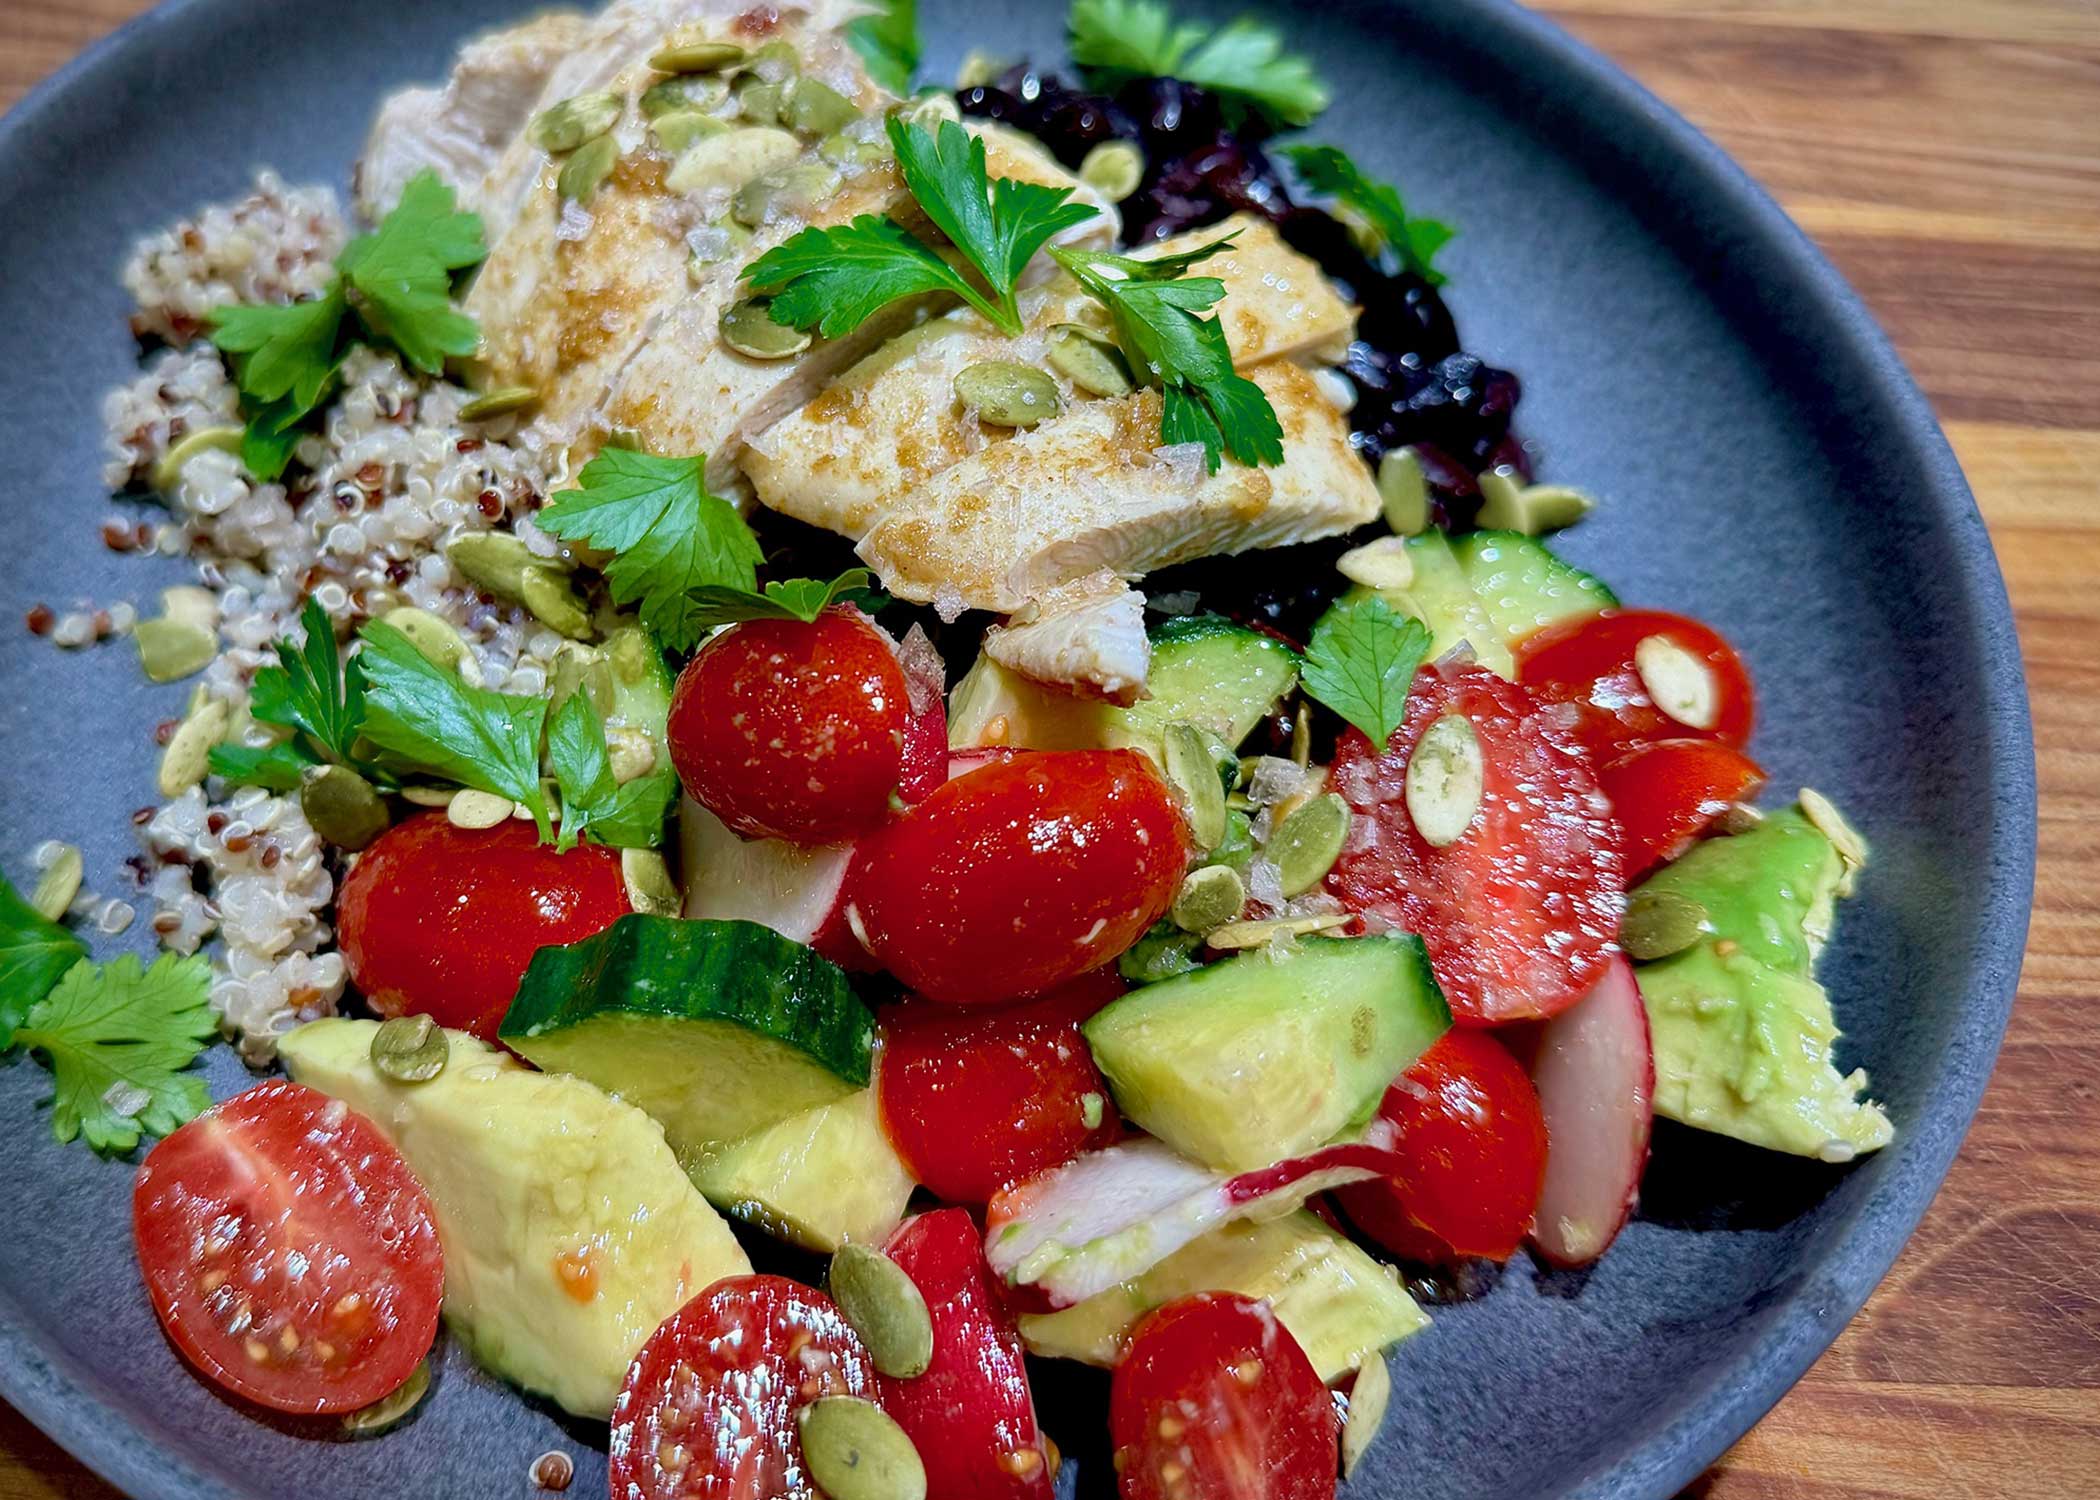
946, 747, 1017, 782
678, 796, 853, 947
896, 625, 950, 805
985, 1137, 1406, 1308
1526, 956, 1655, 1267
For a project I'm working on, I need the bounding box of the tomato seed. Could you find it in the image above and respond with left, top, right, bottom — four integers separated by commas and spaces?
279, 1326, 300, 1355
1156, 1415, 1184, 1439
1233, 1358, 1264, 1388
245, 1338, 271, 1364
657, 1443, 689, 1471
999, 1447, 1044, 1477
198, 1269, 228, 1294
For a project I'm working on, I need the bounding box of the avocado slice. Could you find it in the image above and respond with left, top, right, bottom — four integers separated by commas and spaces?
1632, 803, 1893, 1159
1083, 933, 1450, 1174
1355, 529, 1515, 677
687, 1089, 915, 1252
1017, 1211, 1427, 1382
279, 1018, 750, 1418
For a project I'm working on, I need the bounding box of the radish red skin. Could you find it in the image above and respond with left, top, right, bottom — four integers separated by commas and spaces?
881, 1209, 1055, 1499
1527, 956, 1656, 1268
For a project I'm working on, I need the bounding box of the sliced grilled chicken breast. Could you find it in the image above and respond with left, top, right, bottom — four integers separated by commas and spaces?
983, 571, 1154, 704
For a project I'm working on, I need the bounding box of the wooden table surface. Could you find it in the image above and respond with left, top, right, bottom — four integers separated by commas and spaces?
2, 1, 2095, 1495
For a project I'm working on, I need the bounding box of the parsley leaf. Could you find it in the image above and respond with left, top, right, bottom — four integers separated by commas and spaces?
12, 952, 216, 1154
1281, 144, 1453, 285
685, 569, 884, 630
213, 598, 394, 791
747, 214, 983, 339
336, 171, 487, 374
1300, 593, 1431, 748
208, 285, 346, 413
1050, 239, 1283, 471
1068, 0, 1330, 128
546, 693, 678, 853
0, 874, 86, 1043
238, 394, 319, 484
205, 741, 312, 793
847, 0, 919, 95
745, 119, 1098, 339
356, 621, 552, 836
537, 447, 763, 652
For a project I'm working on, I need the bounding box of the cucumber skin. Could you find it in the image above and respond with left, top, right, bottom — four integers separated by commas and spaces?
1151, 611, 1304, 659
500, 915, 874, 1087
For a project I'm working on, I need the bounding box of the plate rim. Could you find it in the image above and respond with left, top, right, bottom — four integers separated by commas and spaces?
0, 0, 2037, 1496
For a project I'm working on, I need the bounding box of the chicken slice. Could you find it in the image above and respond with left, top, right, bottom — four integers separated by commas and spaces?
983, 571, 1153, 705
354, 10, 594, 221
741, 214, 1355, 538
856, 360, 1380, 613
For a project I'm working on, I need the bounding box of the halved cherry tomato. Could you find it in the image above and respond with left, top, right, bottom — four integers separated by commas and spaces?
849, 750, 1187, 1005
133, 1080, 442, 1414
1327, 663, 1624, 1024
882, 1210, 1055, 1498
1514, 607, 1755, 764
668, 606, 911, 844
1109, 1292, 1338, 1500
878, 970, 1123, 1203
609, 1274, 877, 1500
1599, 737, 1766, 879
1333, 1030, 1548, 1263
335, 812, 629, 1039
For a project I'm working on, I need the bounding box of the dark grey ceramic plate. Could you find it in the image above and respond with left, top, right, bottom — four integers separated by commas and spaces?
0, 0, 2035, 1495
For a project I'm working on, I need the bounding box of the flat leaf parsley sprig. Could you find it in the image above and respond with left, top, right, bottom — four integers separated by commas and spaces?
1300, 592, 1432, 748
1067, 0, 1331, 129
1280, 144, 1454, 286
207, 171, 488, 481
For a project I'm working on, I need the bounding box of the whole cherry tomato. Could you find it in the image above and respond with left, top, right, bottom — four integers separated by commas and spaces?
1328, 663, 1624, 1025
878, 969, 1123, 1202
1514, 608, 1755, 764
133, 1081, 443, 1414
667, 606, 911, 844
336, 813, 629, 1039
1109, 1293, 1338, 1500
1599, 737, 1766, 879
1333, 1030, 1549, 1263
849, 750, 1187, 1005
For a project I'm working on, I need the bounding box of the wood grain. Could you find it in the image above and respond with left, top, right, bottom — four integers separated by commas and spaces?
1, 2, 2095, 1497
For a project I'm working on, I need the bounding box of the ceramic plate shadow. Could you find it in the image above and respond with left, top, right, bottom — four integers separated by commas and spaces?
0, 0, 2033, 1496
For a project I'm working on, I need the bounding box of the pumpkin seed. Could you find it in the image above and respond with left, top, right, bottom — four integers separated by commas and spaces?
667, 125, 800, 194
1377, 447, 1431, 535
398, 786, 456, 808
558, 133, 619, 202
31, 845, 82, 922
158, 699, 228, 798
797, 1397, 927, 1500
609, 627, 657, 685
785, 76, 860, 135
1205, 911, 1351, 950
1799, 787, 1868, 895
159, 585, 219, 634
897, 93, 959, 130
1162, 721, 1227, 850
720, 296, 812, 359
651, 108, 728, 153
1272, 793, 1351, 897
649, 40, 746, 73
1475, 468, 1595, 535
370, 1014, 449, 1085
748, 39, 801, 82
457, 385, 539, 422
732, 162, 841, 227
447, 789, 516, 830
549, 642, 618, 719
134, 617, 217, 683
1620, 886, 1709, 961
606, 726, 658, 783
1045, 324, 1135, 397
150, 424, 243, 494
1405, 713, 1483, 848
1715, 802, 1764, 837
1341, 1354, 1392, 1478
641, 72, 729, 118
1632, 634, 1719, 731
1078, 139, 1144, 201
445, 532, 567, 605
520, 566, 594, 640
620, 848, 681, 916
819, 125, 893, 167
955, 361, 1061, 428
382, 606, 476, 679
1335, 535, 1415, 593
300, 764, 391, 851
529, 91, 623, 153
828, 1244, 935, 1378
955, 51, 1007, 90
342, 1361, 430, 1435
1171, 864, 1246, 933
734, 77, 786, 125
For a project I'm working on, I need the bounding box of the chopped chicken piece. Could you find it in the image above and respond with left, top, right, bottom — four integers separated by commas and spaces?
354, 10, 593, 220
741, 214, 1355, 537
857, 361, 1381, 613
983, 572, 1153, 705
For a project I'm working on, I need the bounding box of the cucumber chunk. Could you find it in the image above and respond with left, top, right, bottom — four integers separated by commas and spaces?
1366, 530, 1515, 677
1453, 530, 1616, 647
500, 916, 875, 1160
1083, 933, 1451, 1173
687, 1089, 914, 1252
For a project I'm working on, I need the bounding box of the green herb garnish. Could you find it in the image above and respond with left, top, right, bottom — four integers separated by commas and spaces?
546, 694, 679, 853
1300, 593, 1432, 748
209, 598, 392, 790
0, 874, 87, 1042
685, 569, 885, 630
1280, 144, 1453, 285
847, 0, 920, 95
1067, 0, 1330, 129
